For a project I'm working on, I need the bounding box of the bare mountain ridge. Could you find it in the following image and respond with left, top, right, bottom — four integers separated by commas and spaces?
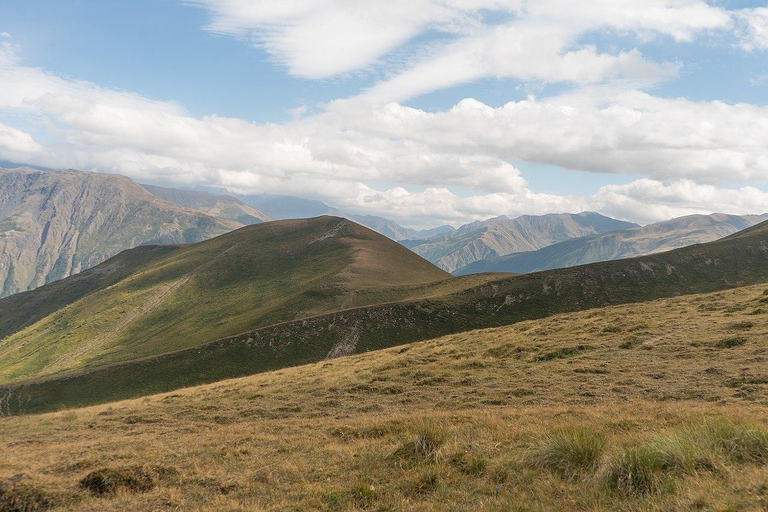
405, 212, 638, 272
0, 168, 241, 297
456, 213, 768, 275
141, 184, 270, 225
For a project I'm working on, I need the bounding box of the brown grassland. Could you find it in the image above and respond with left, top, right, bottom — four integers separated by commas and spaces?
1, 283, 768, 510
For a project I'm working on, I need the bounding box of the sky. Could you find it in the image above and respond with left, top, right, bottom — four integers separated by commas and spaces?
0, 1, 767, 228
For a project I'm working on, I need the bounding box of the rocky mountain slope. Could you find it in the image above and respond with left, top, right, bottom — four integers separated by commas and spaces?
456, 213, 768, 275
0, 168, 241, 297
142, 184, 270, 225
405, 212, 637, 272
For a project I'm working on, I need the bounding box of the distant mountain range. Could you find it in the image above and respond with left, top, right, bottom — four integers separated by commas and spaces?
236, 192, 453, 241
456, 213, 768, 275
0, 168, 242, 298
142, 185, 270, 225
404, 212, 638, 272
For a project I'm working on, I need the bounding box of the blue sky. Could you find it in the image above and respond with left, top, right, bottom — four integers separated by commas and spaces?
0, 1, 767, 226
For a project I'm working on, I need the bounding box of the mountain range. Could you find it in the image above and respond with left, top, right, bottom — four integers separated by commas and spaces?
142, 184, 271, 225
456, 213, 768, 275
404, 212, 638, 272
0, 168, 242, 298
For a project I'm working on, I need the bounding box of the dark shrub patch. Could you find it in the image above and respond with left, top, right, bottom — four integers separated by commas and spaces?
714, 336, 747, 349
79, 466, 155, 496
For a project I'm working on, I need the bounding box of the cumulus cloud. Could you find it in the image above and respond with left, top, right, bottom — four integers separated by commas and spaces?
0, 3, 764, 227
593, 179, 768, 224
0, 122, 42, 156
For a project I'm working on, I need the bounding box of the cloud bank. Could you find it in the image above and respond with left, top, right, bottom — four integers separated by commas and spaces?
0, 1, 766, 227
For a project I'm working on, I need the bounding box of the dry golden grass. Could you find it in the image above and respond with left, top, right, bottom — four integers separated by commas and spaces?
2, 283, 768, 510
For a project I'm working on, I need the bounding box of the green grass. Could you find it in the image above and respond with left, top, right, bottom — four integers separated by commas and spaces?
0, 217, 451, 384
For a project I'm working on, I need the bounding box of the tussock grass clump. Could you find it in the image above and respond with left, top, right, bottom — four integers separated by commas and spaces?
329, 421, 402, 442
700, 421, 768, 464
727, 321, 755, 330
402, 471, 440, 496
0, 478, 52, 512
535, 345, 590, 362
603, 325, 622, 333
524, 427, 606, 480
390, 421, 448, 463
79, 466, 155, 496
618, 336, 642, 349
714, 336, 747, 348
448, 451, 487, 476
601, 434, 714, 495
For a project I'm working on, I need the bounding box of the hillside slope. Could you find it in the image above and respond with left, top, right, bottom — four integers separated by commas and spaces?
406, 212, 637, 272
0, 168, 241, 297
142, 185, 270, 224
5, 220, 768, 413
1, 283, 767, 510
457, 213, 768, 275
0, 217, 451, 383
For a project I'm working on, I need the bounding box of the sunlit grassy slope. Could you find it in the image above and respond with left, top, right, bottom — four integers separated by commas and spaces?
2, 283, 768, 511
0, 217, 455, 383
4, 219, 768, 414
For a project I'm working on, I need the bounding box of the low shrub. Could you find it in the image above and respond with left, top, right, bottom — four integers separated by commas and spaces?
714, 336, 747, 349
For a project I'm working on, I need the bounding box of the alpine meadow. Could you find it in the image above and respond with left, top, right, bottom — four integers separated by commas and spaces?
1, 1, 767, 511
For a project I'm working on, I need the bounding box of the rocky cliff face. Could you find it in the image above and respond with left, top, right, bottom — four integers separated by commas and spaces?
408, 212, 637, 272
0, 168, 241, 297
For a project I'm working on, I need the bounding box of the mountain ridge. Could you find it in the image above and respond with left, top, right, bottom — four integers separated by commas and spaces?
456, 213, 768, 275
0, 168, 241, 297
406, 212, 638, 272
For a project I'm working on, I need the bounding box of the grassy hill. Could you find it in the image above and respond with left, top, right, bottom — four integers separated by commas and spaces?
0, 217, 452, 384
457, 213, 768, 275
3, 219, 768, 414
1, 283, 767, 510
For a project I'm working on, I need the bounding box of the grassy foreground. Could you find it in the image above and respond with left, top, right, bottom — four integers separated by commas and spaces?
2, 283, 768, 510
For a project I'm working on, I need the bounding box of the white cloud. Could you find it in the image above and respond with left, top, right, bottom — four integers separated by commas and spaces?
190, 0, 730, 101
0, 122, 42, 155
593, 179, 768, 224
187, 0, 505, 79
736, 7, 768, 51
0, 32, 10, 39
0, 20, 768, 225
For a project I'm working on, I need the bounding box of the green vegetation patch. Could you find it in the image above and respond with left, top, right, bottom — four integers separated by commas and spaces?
714, 336, 747, 348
